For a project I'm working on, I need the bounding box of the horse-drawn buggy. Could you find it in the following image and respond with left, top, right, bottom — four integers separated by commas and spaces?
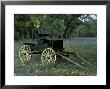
18, 20, 91, 71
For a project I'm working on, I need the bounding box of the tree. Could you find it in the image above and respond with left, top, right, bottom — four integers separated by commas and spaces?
14, 14, 97, 40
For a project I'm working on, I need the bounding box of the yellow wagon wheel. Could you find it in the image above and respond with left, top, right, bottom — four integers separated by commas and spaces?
19, 45, 32, 63
41, 48, 56, 64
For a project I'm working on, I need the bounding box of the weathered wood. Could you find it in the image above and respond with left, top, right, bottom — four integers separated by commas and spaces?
56, 52, 87, 71
59, 51, 92, 66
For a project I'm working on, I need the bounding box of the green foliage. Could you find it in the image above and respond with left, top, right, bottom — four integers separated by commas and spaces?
14, 32, 19, 40
74, 19, 97, 37
14, 14, 97, 40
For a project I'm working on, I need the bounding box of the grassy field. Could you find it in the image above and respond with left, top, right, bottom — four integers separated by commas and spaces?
14, 37, 97, 76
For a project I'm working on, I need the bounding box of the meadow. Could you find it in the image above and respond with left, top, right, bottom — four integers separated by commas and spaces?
14, 37, 97, 76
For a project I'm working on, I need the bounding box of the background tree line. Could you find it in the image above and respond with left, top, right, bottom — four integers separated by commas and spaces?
14, 14, 97, 40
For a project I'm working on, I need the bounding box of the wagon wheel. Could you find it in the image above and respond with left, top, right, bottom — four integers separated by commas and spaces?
41, 48, 56, 64
19, 45, 32, 63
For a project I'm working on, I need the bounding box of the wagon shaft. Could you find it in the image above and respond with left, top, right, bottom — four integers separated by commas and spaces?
56, 52, 88, 71
59, 51, 92, 67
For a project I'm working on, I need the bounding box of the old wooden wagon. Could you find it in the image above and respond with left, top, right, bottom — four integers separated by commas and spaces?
19, 33, 91, 71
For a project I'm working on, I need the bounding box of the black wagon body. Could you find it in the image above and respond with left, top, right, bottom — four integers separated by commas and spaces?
24, 34, 63, 52
19, 33, 66, 64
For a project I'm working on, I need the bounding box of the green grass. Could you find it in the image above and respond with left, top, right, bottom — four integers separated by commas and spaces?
14, 37, 97, 76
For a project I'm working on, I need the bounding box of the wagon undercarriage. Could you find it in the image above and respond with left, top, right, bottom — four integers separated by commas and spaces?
19, 46, 92, 71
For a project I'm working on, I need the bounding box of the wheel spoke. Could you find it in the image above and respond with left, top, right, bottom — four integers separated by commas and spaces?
50, 59, 55, 63
42, 51, 47, 55
48, 49, 51, 54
